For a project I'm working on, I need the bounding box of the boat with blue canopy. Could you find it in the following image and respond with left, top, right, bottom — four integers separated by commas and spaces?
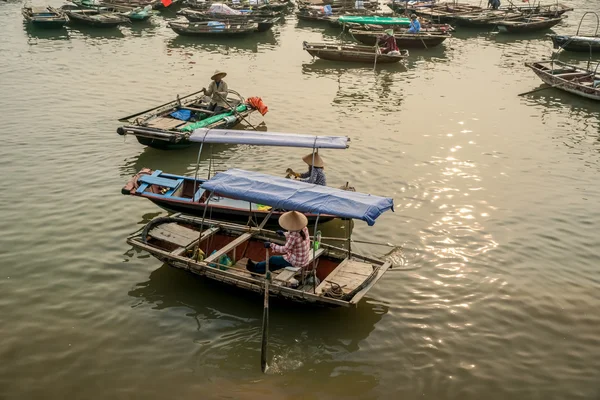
127, 168, 395, 308
122, 129, 351, 224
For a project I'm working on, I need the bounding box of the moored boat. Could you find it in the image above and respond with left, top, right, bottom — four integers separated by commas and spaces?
349, 28, 450, 48
122, 130, 351, 224
22, 5, 68, 28
179, 7, 280, 22
524, 60, 600, 101
61, 5, 131, 27
71, 0, 154, 21
117, 89, 264, 149
126, 168, 395, 308
303, 41, 409, 63
168, 20, 258, 36
496, 16, 562, 33
336, 15, 411, 28
548, 12, 600, 53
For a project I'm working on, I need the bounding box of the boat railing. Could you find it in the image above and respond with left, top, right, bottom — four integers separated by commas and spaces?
575, 11, 599, 37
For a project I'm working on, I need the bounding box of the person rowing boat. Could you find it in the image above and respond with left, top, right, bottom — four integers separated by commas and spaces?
377, 29, 400, 55
285, 152, 327, 186
202, 70, 229, 114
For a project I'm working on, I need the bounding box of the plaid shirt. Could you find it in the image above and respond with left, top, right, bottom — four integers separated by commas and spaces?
299, 168, 326, 186
270, 227, 311, 268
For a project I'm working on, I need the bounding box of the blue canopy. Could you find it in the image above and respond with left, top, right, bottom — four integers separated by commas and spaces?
200, 169, 394, 226
188, 129, 350, 149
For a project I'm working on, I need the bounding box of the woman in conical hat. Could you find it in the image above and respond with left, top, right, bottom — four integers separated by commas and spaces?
285, 151, 327, 186
202, 70, 229, 114
246, 211, 311, 274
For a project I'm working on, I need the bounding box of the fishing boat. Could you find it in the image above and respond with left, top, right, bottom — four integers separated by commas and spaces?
349, 28, 450, 48
452, 9, 522, 27
22, 6, 68, 28
184, 0, 289, 12
169, 20, 258, 36
179, 7, 280, 22
61, 5, 130, 27
496, 16, 562, 33
524, 60, 600, 101
413, 3, 483, 24
71, 0, 153, 21
303, 41, 409, 63
122, 130, 351, 224
549, 12, 600, 53
387, 0, 435, 13
117, 89, 264, 149
127, 168, 394, 308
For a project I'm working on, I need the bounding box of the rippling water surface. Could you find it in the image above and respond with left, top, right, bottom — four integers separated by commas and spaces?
1, 0, 599, 398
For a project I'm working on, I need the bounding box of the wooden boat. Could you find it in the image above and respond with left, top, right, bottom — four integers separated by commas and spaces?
126, 169, 394, 308
549, 12, 600, 53
183, 0, 290, 12
122, 130, 351, 223
22, 6, 68, 28
71, 0, 154, 21
169, 20, 258, 36
61, 5, 130, 27
524, 60, 600, 101
117, 89, 262, 149
387, 0, 435, 13
336, 15, 411, 27
496, 16, 562, 33
452, 9, 522, 27
414, 3, 483, 24
100, 0, 180, 10
303, 41, 409, 63
179, 7, 280, 22
349, 28, 450, 48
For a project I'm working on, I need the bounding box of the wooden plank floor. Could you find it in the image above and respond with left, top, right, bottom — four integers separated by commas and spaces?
148, 223, 199, 247
315, 259, 374, 295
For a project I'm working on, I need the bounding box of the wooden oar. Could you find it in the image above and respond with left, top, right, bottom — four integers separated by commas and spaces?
373, 38, 380, 71
118, 88, 205, 121
260, 247, 270, 373
518, 84, 552, 96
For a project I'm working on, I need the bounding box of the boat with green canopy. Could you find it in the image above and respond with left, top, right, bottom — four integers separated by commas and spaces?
117, 88, 266, 149
335, 15, 410, 27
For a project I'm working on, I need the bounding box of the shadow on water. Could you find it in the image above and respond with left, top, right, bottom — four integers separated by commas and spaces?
301, 59, 408, 75
167, 30, 279, 54
127, 261, 387, 352
123, 18, 162, 37
24, 23, 70, 41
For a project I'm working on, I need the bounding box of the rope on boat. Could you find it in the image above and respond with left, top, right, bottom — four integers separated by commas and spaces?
323, 281, 345, 299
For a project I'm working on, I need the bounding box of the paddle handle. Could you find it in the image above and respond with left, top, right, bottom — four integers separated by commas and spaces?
260, 247, 270, 373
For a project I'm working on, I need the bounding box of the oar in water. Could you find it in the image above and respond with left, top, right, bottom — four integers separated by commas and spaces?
260, 246, 270, 373
373, 39, 380, 71
118, 88, 205, 121
518, 84, 552, 97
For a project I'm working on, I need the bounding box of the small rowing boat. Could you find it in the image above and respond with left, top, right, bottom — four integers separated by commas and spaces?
548, 12, 600, 53
117, 89, 264, 149
336, 15, 411, 27
303, 41, 409, 63
61, 4, 130, 27
524, 60, 600, 101
22, 5, 68, 28
168, 20, 258, 36
496, 16, 562, 33
122, 130, 351, 224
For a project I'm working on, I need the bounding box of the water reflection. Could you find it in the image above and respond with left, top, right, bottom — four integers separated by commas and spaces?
128, 263, 388, 355
24, 24, 70, 42
167, 30, 279, 54
68, 26, 127, 40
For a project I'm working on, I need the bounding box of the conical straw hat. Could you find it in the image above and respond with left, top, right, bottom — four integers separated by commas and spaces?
302, 152, 324, 168
211, 70, 227, 80
278, 211, 308, 231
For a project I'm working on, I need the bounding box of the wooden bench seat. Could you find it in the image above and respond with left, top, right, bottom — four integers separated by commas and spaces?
204, 232, 255, 263
170, 226, 220, 256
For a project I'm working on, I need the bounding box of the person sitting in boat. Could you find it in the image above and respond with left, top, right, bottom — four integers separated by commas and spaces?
407, 14, 421, 33
377, 29, 400, 55
246, 211, 311, 274
488, 0, 500, 10
202, 70, 229, 114
285, 152, 327, 186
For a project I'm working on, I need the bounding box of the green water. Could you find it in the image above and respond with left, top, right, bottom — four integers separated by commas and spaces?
1, 1, 599, 399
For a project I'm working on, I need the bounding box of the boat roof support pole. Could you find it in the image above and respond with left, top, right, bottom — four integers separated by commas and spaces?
196, 190, 214, 260
312, 214, 321, 293
192, 129, 210, 202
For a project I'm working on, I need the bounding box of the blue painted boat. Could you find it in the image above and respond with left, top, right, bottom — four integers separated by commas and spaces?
22, 6, 68, 28
122, 130, 351, 224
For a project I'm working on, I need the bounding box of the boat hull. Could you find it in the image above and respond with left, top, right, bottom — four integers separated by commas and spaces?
549, 35, 600, 52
